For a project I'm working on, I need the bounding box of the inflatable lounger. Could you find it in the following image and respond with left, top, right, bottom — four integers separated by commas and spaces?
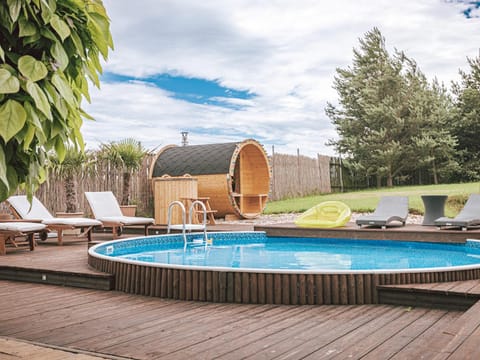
295, 201, 351, 228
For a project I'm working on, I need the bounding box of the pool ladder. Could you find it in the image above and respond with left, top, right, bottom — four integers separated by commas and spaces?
167, 201, 208, 247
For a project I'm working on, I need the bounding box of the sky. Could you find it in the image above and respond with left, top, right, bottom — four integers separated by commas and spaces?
82, 0, 480, 157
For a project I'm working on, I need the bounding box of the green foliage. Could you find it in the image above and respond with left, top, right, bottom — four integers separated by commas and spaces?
0, 0, 113, 201
99, 138, 147, 172
99, 138, 147, 205
327, 28, 456, 187
450, 56, 480, 180
51, 144, 94, 212
264, 182, 480, 217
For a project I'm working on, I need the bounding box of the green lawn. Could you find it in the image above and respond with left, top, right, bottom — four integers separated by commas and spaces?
264, 182, 480, 217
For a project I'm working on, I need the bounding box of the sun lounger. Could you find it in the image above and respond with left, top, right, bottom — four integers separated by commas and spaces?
85, 191, 154, 238
356, 196, 409, 229
0, 221, 47, 255
7, 195, 102, 245
435, 194, 480, 231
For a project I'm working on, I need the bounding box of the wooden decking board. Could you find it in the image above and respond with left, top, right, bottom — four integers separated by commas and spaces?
388, 311, 461, 359
0, 267, 113, 290
327, 307, 440, 359
213, 306, 374, 360
259, 306, 399, 360
300, 306, 424, 359
360, 309, 452, 360
165, 306, 345, 360
68, 301, 245, 350
204, 305, 350, 360
1, 280, 476, 360
378, 288, 478, 311
70, 300, 257, 351
464, 282, 480, 295
429, 299, 480, 359
433, 280, 480, 294
6, 291, 157, 338
32, 298, 210, 346
105, 303, 313, 358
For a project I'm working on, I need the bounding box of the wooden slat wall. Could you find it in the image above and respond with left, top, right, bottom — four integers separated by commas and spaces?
270, 152, 332, 201
88, 255, 480, 305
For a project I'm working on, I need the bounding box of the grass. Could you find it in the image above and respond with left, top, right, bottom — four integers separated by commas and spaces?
264, 182, 480, 217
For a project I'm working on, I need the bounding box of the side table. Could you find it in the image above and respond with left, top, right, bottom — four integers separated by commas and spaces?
421, 195, 448, 226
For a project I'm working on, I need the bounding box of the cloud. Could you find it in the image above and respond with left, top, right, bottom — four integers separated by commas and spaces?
83, 0, 480, 157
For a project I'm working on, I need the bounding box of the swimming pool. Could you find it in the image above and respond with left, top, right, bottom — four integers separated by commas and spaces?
88, 231, 480, 305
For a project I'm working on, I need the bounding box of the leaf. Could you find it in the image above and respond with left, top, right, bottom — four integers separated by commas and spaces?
44, 82, 68, 119
21, 124, 36, 151
0, 69, 20, 94
0, 45, 4, 62
18, 55, 48, 82
40, 0, 54, 24
24, 101, 43, 129
55, 136, 66, 162
50, 42, 69, 71
0, 146, 9, 190
87, 13, 111, 59
19, 17, 38, 37
7, 0, 21, 22
0, 99, 27, 142
25, 81, 52, 120
50, 14, 71, 41
51, 73, 75, 107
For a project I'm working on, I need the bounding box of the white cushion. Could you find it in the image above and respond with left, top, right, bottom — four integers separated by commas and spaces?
7, 195, 54, 219
85, 191, 123, 218
98, 216, 154, 226
42, 218, 102, 226
0, 222, 47, 232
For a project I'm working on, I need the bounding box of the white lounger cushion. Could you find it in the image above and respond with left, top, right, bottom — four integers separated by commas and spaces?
41, 218, 101, 227
7, 195, 102, 227
0, 222, 47, 232
97, 216, 155, 226
8, 196, 53, 219
85, 192, 154, 225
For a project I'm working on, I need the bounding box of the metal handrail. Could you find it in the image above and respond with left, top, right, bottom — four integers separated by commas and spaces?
167, 200, 208, 246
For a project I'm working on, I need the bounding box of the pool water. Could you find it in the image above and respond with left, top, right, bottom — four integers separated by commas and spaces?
95, 232, 480, 271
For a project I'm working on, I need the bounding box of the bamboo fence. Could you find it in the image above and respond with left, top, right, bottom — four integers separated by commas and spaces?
269, 151, 331, 201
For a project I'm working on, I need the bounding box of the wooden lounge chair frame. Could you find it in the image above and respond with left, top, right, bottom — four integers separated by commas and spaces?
6, 196, 102, 245
0, 221, 47, 255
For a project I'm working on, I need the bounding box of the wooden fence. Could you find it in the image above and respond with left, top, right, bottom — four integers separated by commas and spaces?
269, 150, 331, 201
4, 151, 332, 217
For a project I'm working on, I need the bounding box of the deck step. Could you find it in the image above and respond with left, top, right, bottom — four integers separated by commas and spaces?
0, 266, 114, 291
377, 280, 480, 311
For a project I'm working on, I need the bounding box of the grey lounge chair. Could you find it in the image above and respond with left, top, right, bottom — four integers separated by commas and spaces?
356, 196, 409, 229
435, 194, 480, 231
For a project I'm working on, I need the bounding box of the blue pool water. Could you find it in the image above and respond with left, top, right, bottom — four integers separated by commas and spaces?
91, 232, 480, 272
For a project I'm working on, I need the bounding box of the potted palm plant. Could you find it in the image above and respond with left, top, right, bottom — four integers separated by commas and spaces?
51, 146, 93, 234
99, 138, 147, 215
52, 145, 93, 214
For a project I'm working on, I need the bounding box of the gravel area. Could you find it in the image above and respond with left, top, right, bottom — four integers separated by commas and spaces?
216, 212, 424, 225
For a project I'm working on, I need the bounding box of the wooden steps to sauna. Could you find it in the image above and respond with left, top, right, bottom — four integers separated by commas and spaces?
377, 279, 480, 311
0, 266, 114, 291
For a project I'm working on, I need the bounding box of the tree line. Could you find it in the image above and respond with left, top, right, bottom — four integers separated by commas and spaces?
327, 28, 480, 187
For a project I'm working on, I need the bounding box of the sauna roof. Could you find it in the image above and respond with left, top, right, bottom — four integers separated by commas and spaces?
152, 142, 238, 177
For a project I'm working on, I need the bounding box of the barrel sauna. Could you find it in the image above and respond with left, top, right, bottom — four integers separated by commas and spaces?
151, 139, 271, 219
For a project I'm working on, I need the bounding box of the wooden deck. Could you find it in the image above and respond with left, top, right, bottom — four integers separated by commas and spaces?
2, 279, 480, 360
255, 222, 480, 243
3, 223, 480, 358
